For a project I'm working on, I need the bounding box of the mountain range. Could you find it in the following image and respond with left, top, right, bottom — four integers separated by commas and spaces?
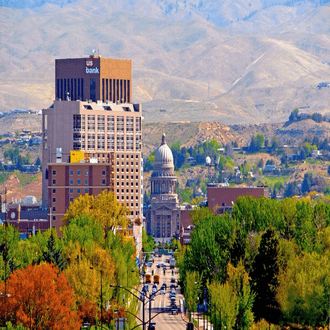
1, 0, 330, 124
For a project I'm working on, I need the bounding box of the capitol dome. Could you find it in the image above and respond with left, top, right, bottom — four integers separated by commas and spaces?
154, 133, 174, 169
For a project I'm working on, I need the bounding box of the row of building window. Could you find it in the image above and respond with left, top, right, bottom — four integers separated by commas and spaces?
101, 78, 131, 103
73, 133, 141, 151
117, 189, 139, 194
117, 182, 139, 186
52, 179, 106, 185
73, 115, 141, 133
116, 175, 139, 180
117, 168, 139, 173
52, 169, 106, 176
56, 78, 84, 101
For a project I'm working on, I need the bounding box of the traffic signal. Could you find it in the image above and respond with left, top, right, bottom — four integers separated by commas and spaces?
172, 270, 174, 276
152, 270, 154, 276
163, 269, 166, 276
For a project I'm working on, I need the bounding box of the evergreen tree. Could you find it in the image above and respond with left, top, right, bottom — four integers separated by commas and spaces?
301, 172, 312, 195
251, 228, 279, 320
42, 232, 66, 271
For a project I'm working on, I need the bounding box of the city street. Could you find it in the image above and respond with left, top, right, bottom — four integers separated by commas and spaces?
137, 253, 189, 330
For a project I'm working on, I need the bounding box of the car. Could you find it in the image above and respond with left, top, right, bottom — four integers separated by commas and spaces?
161, 288, 166, 295
170, 288, 176, 294
153, 283, 157, 288
169, 292, 176, 298
147, 262, 152, 267
187, 322, 194, 330
170, 283, 176, 289
171, 277, 176, 283
162, 283, 167, 289
156, 262, 164, 268
140, 293, 145, 301
152, 288, 157, 294
171, 308, 178, 315
148, 322, 156, 330
143, 285, 149, 292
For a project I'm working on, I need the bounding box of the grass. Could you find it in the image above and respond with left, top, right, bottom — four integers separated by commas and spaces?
0, 172, 10, 185
15, 171, 41, 187
261, 175, 290, 187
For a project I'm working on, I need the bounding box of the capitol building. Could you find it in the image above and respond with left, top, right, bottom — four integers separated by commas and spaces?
144, 133, 183, 243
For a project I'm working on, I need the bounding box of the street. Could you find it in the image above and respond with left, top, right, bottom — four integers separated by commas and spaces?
137, 253, 189, 330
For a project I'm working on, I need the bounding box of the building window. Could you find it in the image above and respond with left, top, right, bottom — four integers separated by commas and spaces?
52, 216, 56, 221
70, 197, 73, 202
107, 134, 115, 151
107, 116, 115, 132
70, 170, 73, 175
97, 134, 105, 150
85, 170, 88, 175
52, 179, 56, 184
85, 179, 88, 185
88, 115, 95, 131
73, 133, 85, 150
88, 134, 95, 150
136, 135, 142, 151
117, 135, 124, 151
53, 188, 56, 193
102, 179, 106, 185
77, 170, 81, 175
135, 117, 141, 132
85, 188, 88, 193
52, 207, 56, 212
52, 170, 56, 175
77, 179, 81, 185
102, 170, 106, 175
73, 114, 85, 132
70, 179, 73, 185
70, 188, 73, 194
97, 115, 105, 132
127, 136, 134, 151
77, 188, 81, 194
117, 116, 124, 133
52, 198, 56, 203
126, 117, 134, 133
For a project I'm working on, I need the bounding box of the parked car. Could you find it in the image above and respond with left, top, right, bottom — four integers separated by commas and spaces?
171, 277, 176, 283
156, 262, 164, 268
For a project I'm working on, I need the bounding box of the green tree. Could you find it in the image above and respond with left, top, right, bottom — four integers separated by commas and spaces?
185, 271, 201, 321
251, 228, 279, 320
301, 172, 312, 195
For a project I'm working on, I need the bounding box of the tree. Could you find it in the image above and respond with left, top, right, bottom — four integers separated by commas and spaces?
289, 108, 299, 122
62, 190, 130, 231
35, 157, 41, 166
0, 263, 80, 329
41, 231, 66, 271
227, 262, 254, 330
301, 172, 313, 195
251, 228, 280, 320
184, 271, 201, 321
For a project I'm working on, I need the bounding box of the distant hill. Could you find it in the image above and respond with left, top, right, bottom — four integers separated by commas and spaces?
2, 0, 330, 123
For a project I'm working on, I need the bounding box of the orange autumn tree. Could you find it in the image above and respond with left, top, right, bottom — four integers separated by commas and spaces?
0, 263, 81, 330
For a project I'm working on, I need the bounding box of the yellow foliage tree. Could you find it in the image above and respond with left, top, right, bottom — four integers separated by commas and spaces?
62, 190, 130, 230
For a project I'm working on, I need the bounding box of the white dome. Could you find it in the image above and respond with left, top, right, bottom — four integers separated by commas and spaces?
154, 133, 174, 168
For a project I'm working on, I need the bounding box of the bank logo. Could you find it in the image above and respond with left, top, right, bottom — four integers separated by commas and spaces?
86, 60, 93, 67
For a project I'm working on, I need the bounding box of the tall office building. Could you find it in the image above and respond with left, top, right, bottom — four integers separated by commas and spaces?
42, 56, 142, 234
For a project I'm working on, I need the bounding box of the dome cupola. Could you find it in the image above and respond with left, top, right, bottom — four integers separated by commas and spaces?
154, 133, 174, 170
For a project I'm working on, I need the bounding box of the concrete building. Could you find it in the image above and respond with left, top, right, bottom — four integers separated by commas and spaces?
145, 133, 182, 243
42, 56, 143, 245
